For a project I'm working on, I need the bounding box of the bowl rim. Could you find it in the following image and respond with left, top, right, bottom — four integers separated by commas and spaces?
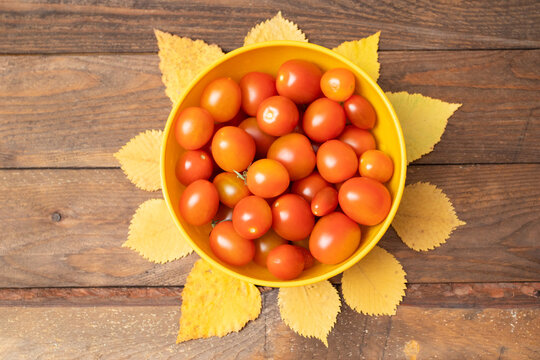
161, 40, 407, 287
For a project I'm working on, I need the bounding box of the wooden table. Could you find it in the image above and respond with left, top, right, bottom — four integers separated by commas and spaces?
1, 1, 539, 358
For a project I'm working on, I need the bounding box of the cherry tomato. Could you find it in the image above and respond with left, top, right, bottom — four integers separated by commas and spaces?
302, 98, 346, 143
232, 195, 272, 239
343, 95, 376, 129
311, 186, 338, 216
359, 149, 394, 183
297, 247, 315, 270
267, 133, 316, 181
239, 117, 276, 158
213, 205, 233, 223
253, 230, 287, 267
317, 140, 358, 183
174, 107, 214, 150
175, 150, 213, 186
338, 125, 376, 157
246, 159, 290, 198
338, 177, 391, 226
309, 212, 361, 264
272, 194, 315, 241
320, 68, 355, 102
179, 179, 219, 226
211, 126, 255, 172
266, 244, 305, 280
257, 95, 299, 136
213, 172, 250, 208
200, 77, 241, 123
209, 221, 255, 266
239, 72, 277, 116
276, 59, 322, 104
291, 171, 329, 202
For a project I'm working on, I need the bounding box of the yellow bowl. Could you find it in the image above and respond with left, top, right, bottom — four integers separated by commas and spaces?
161, 41, 406, 287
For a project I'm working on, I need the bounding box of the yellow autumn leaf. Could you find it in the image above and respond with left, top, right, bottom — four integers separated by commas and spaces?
123, 199, 192, 263
244, 11, 308, 46
114, 130, 162, 191
333, 32, 381, 81
177, 259, 262, 343
155, 29, 224, 104
278, 280, 340, 347
386, 91, 461, 163
342, 246, 406, 316
392, 182, 466, 251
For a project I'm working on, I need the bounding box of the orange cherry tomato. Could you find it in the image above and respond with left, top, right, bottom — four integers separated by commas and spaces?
311, 186, 338, 216
232, 196, 272, 239
266, 244, 305, 280
267, 133, 316, 181
271, 194, 315, 241
239, 72, 277, 116
338, 177, 391, 226
175, 150, 213, 186
209, 221, 255, 266
276, 59, 322, 104
253, 230, 287, 267
179, 179, 219, 226
213, 172, 250, 208
257, 95, 299, 136
200, 77, 242, 123
320, 68, 355, 102
317, 140, 358, 183
359, 149, 394, 183
343, 95, 376, 129
338, 125, 376, 157
211, 126, 255, 172
174, 107, 214, 150
291, 171, 329, 203
239, 117, 276, 158
246, 159, 290, 198
297, 247, 315, 270
302, 98, 346, 143
309, 212, 361, 264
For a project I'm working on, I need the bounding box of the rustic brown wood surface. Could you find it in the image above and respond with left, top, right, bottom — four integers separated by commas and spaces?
0, 1, 539, 358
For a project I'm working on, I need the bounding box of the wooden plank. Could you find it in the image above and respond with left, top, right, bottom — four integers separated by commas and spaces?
1, 0, 539, 53
0, 165, 539, 287
1, 50, 539, 168
0, 284, 538, 359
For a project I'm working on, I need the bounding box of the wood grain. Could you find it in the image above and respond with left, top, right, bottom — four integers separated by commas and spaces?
1, 0, 539, 54
1, 165, 538, 287
1, 50, 539, 168
0, 285, 538, 359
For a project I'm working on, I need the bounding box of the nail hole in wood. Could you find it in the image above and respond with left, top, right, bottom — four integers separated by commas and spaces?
51, 212, 62, 222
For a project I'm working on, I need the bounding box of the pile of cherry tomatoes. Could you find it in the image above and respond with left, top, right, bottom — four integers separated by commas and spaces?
174, 59, 393, 281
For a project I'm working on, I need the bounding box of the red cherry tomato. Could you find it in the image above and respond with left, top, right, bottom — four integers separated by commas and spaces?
239, 117, 276, 158
317, 140, 358, 183
213, 172, 250, 208
211, 126, 255, 172
276, 59, 322, 104
200, 77, 241, 123
343, 95, 376, 129
272, 194, 315, 241
257, 95, 299, 136
246, 159, 290, 198
267, 133, 316, 181
239, 72, 277, 116
266, 244, 305, 280
174, 107, 214, 150
311, 186, 338, 216
297, 247, 315, 270
291, 171, 329, 203
253, 230, 287, 267
213, 205, 233, 223
320, 68, 356, 102
359, 149, 394, 183
338, 125, 376, 157
209, 221, 255, 266
175, 150, 213, 186
232, 196, 272, 239
309, 212, 361, 264
302, 98, 346, 143
338, 177, 391, 226
179, 179, 219, 226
